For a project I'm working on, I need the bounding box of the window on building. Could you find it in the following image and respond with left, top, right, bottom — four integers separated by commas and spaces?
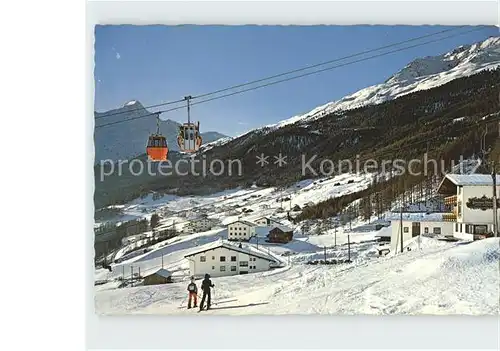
433, 227, 441, 235
424, 227, 429, 234
474, 225, 488, 234
403, 227, 409, 233
220, 266, 226, 272
231, 256, 236, 262
212, 266, 215, 270
460, 223, 462, 232
455, 223, 458, 231
239, 261, 248, 267
200, 256, 206, 262
231, 266, 236, 272
212, 256, 215, 260
220, 256, 226, 262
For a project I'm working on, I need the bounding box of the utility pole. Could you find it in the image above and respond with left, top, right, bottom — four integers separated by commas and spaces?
334, 224, 337, 248
348, 208, 352, 232
347, 234, 351, 262
400, 200, 404, 254
492, 161, 498, 237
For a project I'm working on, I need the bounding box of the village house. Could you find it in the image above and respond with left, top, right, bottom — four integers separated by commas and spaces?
227, 220, 257, 241
253, 216, 283, 227
184, 241, 278, 277
390, 218, 454, 253
183, 217, 219, 234
267, 225, 294, 243
143, 268, 173, 286
437, 174, 500, 240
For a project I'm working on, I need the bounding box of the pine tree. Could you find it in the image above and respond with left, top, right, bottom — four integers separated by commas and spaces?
150, 214, 160, 230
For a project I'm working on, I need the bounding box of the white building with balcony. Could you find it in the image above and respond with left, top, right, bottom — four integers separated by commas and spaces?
437, 174, 500, 241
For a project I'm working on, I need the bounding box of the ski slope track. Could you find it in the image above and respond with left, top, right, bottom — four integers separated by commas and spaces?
95, 237, 500, 316
263, 36, 500, 130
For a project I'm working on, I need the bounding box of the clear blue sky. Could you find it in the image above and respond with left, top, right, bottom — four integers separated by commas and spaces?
94, 25, 498, 136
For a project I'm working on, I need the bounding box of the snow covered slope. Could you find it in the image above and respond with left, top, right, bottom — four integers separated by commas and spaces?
95, 237, 500, 315
265, 36, 500, 130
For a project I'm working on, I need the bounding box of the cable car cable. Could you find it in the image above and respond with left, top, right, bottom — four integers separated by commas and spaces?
95, 26, 489, 130
95, 26, 468, 120
192, 26, 468, 100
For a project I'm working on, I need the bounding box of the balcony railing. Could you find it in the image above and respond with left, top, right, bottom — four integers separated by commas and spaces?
442, 213, 457, 222
444, 195, 457, 205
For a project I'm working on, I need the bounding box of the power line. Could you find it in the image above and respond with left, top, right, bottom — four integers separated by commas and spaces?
95, 26, 469, 120
95, 26, 490, 129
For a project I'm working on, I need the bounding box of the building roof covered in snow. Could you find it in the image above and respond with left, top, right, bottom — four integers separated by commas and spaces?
184, 240, 277, 263
253, 216, 284, 225
227, 219, 256, 227
145, 268, 172, 278
268, 225, 293, 233
437, 174, 500, 195
443, 174, 500, 186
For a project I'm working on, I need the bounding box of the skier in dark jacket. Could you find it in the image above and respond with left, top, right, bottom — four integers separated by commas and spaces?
199, 273, 214, 311
187, 276, 198, 309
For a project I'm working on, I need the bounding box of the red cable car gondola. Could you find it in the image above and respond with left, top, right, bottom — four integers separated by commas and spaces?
146, 113, 168, 161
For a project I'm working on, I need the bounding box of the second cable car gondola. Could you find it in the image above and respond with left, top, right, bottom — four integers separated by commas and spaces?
177, 121, 203, 153
146, 113, 169, 161
176, 95, 203, 153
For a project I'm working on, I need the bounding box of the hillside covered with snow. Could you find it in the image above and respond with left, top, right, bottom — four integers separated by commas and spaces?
95, 236, 500, 315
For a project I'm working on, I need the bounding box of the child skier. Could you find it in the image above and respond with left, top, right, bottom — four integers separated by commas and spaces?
187, 276, 198, 309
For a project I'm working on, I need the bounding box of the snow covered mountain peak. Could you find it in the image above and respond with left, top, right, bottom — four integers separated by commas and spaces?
124, 100, 139, 107
262, 36, 500, 131
387, 36, 500, 85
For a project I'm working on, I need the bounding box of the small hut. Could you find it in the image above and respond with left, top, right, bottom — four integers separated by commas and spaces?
143, 268, 173, 286
267, 226, 293, 244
